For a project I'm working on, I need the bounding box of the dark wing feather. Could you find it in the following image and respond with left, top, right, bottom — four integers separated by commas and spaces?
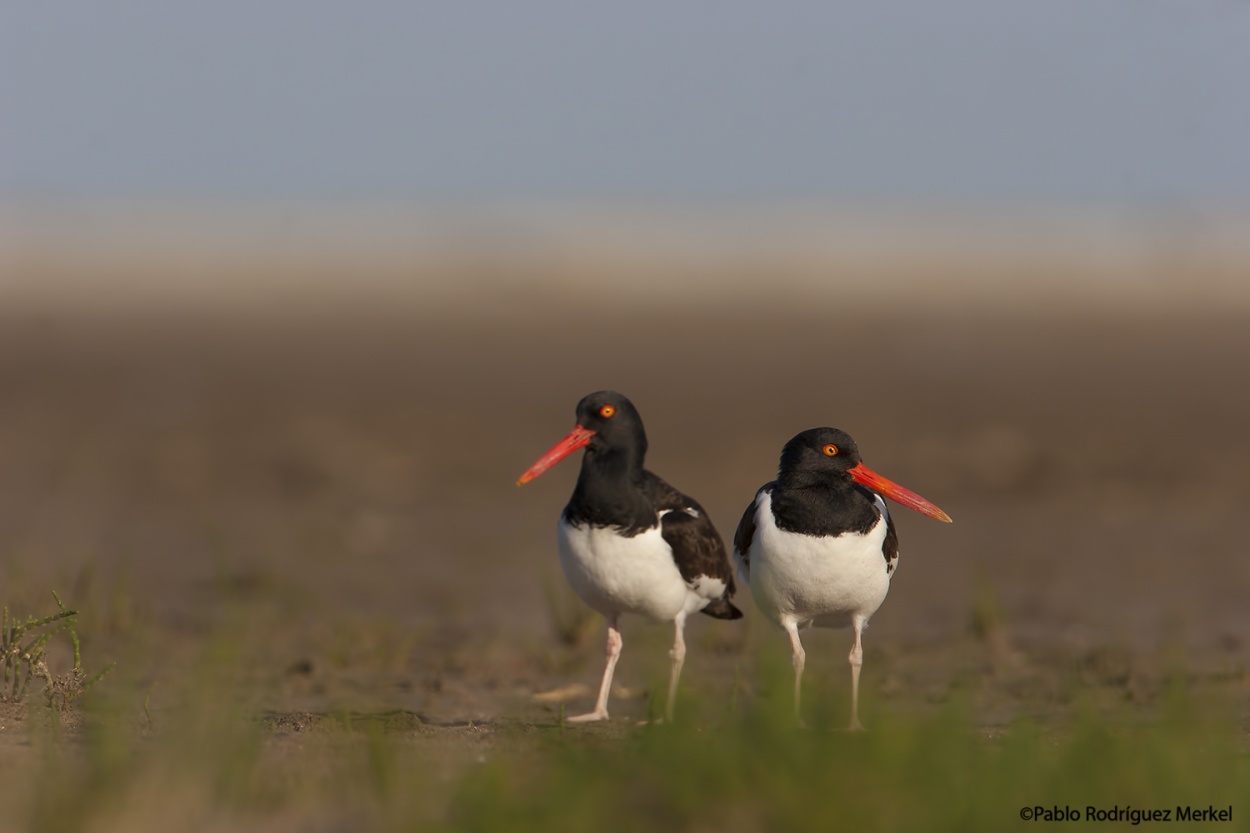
883, 512, 899, 574
860, 487, 899, 573
643, 472, 734, 588
732, 484, 771, 580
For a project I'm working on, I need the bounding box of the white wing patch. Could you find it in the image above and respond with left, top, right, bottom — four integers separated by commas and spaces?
870, 492, 889, 522
686, 574, 727, 601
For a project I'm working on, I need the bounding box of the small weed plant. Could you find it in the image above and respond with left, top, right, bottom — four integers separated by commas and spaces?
2, 591, 112, 709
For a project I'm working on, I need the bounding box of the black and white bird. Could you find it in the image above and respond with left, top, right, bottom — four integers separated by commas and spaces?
732, 428, 951, 730
517, 391, 742, 722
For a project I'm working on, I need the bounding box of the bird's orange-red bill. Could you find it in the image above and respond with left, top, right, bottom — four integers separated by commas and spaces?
516, 426, 596, 485
848, 462, 953, 523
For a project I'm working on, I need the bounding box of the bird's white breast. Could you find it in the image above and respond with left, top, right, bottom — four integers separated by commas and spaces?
558, 517, 700, 621
741, 491, 895, 630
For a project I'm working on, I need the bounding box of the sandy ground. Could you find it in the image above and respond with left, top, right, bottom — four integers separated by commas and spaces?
2, 222, 1249, 736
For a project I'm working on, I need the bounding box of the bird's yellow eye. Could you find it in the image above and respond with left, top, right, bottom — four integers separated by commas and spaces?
823, 444, 839, 456
599, 404, 616, 418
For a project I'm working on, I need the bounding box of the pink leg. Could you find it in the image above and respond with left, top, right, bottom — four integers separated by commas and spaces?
847, 616, 866, 731
567, 615, 621, 723
664, 613, 688, 722
784, 621, 806, 725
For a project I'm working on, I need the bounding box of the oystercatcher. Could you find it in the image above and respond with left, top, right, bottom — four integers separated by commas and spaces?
517, 391, 742, 722
732, 427, 951, 730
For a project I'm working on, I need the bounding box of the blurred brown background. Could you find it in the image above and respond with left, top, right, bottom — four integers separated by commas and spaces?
3, 205, 1248, 722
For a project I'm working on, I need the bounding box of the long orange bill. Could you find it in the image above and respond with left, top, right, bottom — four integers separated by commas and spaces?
848, 462, 953, 523
516, 426, 596, 485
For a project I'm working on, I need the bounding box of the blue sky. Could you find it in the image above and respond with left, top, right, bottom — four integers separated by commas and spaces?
3, 1, 1249, 203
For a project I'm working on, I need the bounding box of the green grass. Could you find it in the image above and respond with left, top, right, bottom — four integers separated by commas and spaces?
445, 691, 1246, 833
5, 628, 1246, 833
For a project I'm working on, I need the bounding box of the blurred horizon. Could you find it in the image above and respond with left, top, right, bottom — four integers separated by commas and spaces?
4, 198, 1249, 316
6, 3, 1249, 315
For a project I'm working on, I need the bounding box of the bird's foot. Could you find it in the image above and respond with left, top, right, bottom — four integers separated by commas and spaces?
565, 710, 609, 724
845, 718, 866, 732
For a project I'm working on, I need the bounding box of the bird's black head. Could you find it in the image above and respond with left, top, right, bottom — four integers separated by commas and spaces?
573, 390, 648, 457
516, 390, 649, 485
777, 427, 863, 485
775, 426, 953, 523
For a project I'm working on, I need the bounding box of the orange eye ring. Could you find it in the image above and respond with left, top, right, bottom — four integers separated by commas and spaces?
599, 404, 616, 418
823, 444, 839, 456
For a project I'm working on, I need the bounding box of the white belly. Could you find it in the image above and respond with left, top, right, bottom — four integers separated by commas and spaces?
558, 518, 696, 621
745, 492, 894, 630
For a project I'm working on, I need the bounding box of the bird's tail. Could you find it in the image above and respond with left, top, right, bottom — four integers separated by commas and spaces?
700, 595, 744, 620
